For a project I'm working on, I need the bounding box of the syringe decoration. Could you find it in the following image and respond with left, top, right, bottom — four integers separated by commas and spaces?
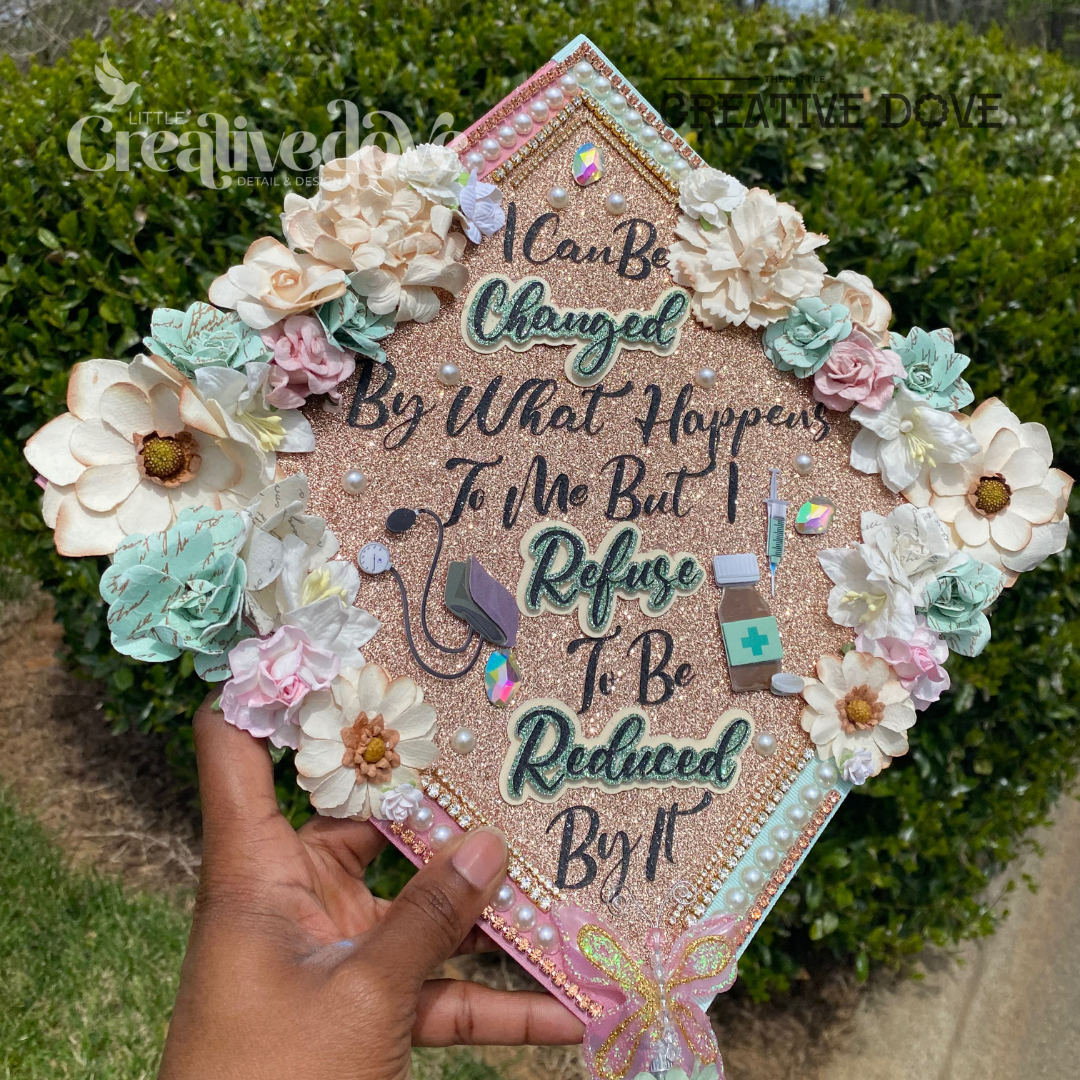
764, 468, 789, 597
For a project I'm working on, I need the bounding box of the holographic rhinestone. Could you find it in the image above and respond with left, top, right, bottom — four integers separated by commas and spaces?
571, 141, 605, 186
795, 497, 835, 535
485, 649, 523, 707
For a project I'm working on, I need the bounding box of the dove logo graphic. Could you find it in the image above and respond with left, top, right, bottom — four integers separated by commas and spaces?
95, 52, 139, 109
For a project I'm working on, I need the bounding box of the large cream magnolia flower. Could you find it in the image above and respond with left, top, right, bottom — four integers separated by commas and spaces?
801, 651, 917, 777
295, 663, 438, 820
819, 271, 892, 347
280, 146, 468, 324
905, 397, 1073, 585
669, 188, 828, 330
24, 355, 269, 556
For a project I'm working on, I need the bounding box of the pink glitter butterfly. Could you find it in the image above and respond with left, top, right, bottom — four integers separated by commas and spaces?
553, 904, 739, 1080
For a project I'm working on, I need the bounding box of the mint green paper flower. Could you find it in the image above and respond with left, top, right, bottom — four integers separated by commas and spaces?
143, 301, 272, 375
763, 297, 852, 378
895, 326, 974, 411
99, 507, 250, 680
317, 290, 395, 361
918, 555, 1004, 657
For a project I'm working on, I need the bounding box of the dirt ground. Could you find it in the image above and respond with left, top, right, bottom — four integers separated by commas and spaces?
0, 598, 861, 1080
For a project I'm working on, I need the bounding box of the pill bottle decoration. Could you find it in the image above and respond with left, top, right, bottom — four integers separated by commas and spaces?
714, 553, 784, 693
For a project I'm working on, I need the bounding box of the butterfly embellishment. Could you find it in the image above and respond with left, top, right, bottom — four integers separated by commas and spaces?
553, 904, 739, 1080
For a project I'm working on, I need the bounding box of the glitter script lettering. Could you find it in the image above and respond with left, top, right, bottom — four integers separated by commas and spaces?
500, 699, 752, 803
462, 274, 690, 387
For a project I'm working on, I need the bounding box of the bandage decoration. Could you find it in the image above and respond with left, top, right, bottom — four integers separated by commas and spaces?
23, 35, 1073, 1080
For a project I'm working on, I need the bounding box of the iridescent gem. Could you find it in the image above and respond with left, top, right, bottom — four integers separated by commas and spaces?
794, 496, 835, 535
485, 649, 523, 707
571, 142, 605, 186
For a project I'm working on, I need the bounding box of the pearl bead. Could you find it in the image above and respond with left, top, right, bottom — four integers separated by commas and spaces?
815, 762, 839, 788
672, 158, 691, 179
548, 186, 569, 210
695, 367, 717, 390
528, 99, 549, 124
512, 112, 533, 135
493, 883, 515, 911
656, 141, 676, 164
624, 111, 643, 133
464, 150, 486, 172
770, 825, 795, 850
591, 75, 611, 98
605, 192, 626, 216
741, 867, 765, 891
573, 61, 594, 81
725, 888, 749, 914
899, 419, 914, 433
341, 469, 368, 495
496, 124, 518, 148
513, 903, 538, 932
793, 452, 815, 475
408, 804, 434, 833
786, 804, 810, 829
451, 727, 476, 756
607, 92, 627, 116
480, 138, 501, 161
756, 845, 780, 872
543, 86, 565, 109
753, 732, 777, 758
640, 125, 659, 147
430, 824, 454, 850
559, 74, 580, 96
801, 784, 824, 810
535, 923, 560, 953
437, 362, 461, 387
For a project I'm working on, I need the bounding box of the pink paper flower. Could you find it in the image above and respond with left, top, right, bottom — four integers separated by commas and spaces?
260, 315, 356, 409
813, 329, 904, 413
221, 624, 341, 748
855, 618, 951, 711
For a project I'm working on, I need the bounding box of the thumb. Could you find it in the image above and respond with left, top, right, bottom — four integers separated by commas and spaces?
362, 827, 507, 984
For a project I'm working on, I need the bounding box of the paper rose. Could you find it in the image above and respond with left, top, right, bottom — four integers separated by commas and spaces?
316, 290, 394, 361
259, 315, 356, 408
856, 617, 951, 710
143, 302, 272, 375
850, 386, 980, 494
397, 143, 465, 206
818, 542, 917, 641
893, 327, 974, 412
99, 506, 249, 680
24, 355, 267, 557
918, 554, 1004, 657
860, 504, 955, 606
840, 748, 875, 786
208, 237, 348, 331
763, 297, 853, 379
904, 397, 1073, 585
295, 663, 439, 820
380, 783, 424, 823
801, 652, 917, 777
457, 169, 506, 243
677, 166, 748, 227
220, 625, 341, 748
669, 188, 829, 330
819, 271, 892, 347
813, 330, 904, 413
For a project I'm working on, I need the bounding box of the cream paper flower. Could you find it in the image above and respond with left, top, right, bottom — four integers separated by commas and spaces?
859, 505, 955, 606
850, 386, 980, 494
280, 146, 468, 324
24, 355, 268, 557
669, 188, 828, 330
819, 270, 892, 347
801, 652, 917, 777
397, 143, 465, 206
677, 166, 748, 227
904, 397, 1073, 585
208, 237, 348, 330
295, 663, 439, 820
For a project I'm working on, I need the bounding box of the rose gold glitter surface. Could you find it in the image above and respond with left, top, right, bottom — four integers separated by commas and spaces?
283, 111, 901, 956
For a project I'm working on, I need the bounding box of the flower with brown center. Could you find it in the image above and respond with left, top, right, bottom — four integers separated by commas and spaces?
341, 711, 401, 781
970, 475, 1011, 516
135, 431, 201, 487
838, 685, 886, 733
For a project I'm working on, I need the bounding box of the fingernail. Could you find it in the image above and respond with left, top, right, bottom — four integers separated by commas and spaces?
451, 827, 507, 891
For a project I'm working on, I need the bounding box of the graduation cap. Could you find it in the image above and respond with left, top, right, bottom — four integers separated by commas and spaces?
444, 556, 518, 648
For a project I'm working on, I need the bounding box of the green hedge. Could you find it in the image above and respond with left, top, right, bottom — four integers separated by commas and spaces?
1, 0, 1078, 999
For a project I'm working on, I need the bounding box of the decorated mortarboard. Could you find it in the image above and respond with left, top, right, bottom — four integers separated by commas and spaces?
23, 31, 1074, 1080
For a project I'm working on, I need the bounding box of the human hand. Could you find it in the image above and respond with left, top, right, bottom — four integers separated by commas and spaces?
159, 695, 584, 1080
